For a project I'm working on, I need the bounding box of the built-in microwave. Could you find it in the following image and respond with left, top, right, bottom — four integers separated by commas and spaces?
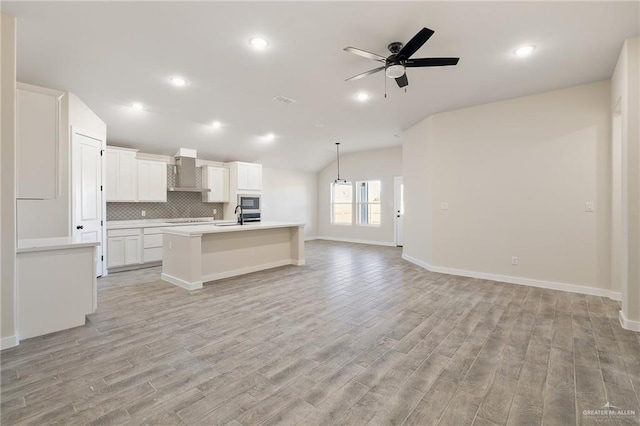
237, 194, 261, 222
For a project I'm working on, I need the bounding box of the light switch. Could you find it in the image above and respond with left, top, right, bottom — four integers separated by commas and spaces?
440, 202, 449, 210
585, 202, 594, 212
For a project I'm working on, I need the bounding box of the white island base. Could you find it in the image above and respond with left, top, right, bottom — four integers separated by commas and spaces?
161, 222, 305, 290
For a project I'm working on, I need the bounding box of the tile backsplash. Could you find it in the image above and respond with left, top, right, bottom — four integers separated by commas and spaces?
107, 165, 224, 221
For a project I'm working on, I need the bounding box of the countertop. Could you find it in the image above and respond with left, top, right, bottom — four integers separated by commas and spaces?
107, 218, 219, 230
17, 237, 100, 253
161, 221, 305, 237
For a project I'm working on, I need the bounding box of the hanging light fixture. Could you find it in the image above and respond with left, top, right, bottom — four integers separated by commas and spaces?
334, 142, 346, 183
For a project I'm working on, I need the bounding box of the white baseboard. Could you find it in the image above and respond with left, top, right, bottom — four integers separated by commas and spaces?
201, 259, 301, 284
160, 273, 203, 291
1, 334, 19, 350
304, 236, 318, 242
619, 310, 640, 332
316, 236, 396, 247
402, 254, 622, 301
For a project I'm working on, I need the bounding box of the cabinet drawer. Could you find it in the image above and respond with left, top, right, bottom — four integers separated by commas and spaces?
143, 227, 164, 235
143, 234, 163, 248
143, 247, 162, 263
108, 228, 141, 238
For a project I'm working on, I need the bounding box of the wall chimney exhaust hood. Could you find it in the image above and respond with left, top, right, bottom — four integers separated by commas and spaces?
168, 148, 210, 193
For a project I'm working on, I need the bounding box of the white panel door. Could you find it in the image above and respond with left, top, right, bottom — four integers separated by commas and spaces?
394, 176, 404, 247
72, 131, 104, 276
124, 236, 142, 264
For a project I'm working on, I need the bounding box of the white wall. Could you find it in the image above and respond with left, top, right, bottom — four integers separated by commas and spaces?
404, 81, 613, 297
261, 167, 318, 240
611, 37, 640, 330
1, 13, 18, 349
317, 146, 402, 246
16, 91, 106, 239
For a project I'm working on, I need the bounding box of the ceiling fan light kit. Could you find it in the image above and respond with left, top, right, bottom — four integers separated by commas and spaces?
344, 27, 460, 92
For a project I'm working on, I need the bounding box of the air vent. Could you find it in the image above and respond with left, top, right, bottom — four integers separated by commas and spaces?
273, 95, 297, 104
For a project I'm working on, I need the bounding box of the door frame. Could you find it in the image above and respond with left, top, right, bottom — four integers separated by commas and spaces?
71, 126, 107, 277
393, 176, 403, 247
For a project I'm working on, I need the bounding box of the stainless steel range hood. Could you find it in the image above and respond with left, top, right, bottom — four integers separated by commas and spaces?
168, 149, 210, 193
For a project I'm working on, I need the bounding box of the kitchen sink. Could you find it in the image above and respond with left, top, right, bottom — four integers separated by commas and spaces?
165, 219, 216, 224
214, 222, 241, 227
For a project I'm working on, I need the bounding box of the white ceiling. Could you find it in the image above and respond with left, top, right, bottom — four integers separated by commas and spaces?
3, 1, 639, 172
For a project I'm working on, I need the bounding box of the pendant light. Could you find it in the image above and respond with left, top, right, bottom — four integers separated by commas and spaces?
334, 142, 346, 183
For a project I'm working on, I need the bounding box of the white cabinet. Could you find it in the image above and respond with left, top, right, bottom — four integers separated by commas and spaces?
143, 228, 163, 262
16, 83, 64, 199
107, 228, 142, 268
202, 166, 229, 203
236, 162, 262, 191
138, 160, 167, 202
106, 147, 138, 202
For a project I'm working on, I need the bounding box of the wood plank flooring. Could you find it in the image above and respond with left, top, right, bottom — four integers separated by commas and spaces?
2, 240, 639, 425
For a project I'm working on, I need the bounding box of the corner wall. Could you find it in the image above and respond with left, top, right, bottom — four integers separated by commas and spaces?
261, 167, 318, 240
1, 13, 18, 349
317, 146, 402, 246
404, 81, 614, 298
611, 37, 640, 331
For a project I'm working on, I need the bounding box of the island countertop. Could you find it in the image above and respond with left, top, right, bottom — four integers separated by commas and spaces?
161, 221, 305, 237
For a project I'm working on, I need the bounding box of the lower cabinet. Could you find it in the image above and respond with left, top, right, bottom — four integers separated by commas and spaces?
107, 229, 142, 268
143, 228, 163, 262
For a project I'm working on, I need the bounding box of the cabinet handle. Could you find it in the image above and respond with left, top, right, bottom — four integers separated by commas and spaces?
76, 225, 84, 230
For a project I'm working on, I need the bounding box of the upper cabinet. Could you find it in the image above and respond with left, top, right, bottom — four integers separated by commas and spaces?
16, 83, 64, 199
106, 147, 138, 202
202, 166, 229, 203
138, 160, 167, 202
231, 162, 262, 192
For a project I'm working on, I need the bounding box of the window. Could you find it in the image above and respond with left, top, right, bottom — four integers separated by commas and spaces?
331, 182, 352, 224
357, 180, 381, 226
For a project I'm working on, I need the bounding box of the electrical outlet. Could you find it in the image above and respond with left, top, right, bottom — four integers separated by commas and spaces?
440, 202, 449, 210
213, 209, 217, 214
511, 256, 519, 265
141, 210, 146, 217
585, 202, 594, 212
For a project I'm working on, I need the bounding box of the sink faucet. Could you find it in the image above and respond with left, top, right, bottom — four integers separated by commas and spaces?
234, 205, 244, 225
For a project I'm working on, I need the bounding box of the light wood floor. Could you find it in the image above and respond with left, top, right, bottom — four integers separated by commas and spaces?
1, 241, 639, 425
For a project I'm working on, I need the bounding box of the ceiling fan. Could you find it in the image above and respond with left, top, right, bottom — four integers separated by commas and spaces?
344, 27, 460, 89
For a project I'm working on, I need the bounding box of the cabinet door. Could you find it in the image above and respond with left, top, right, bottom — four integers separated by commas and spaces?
16, 85, 63, 199
118, 152, 138, 201
237, 163, 250, 190
107, 237, 125, 268
210, 167, 229, 202
247, 163, 262, 190
138, 160, 167, 202
124, 236, 142, 265
105, 149, 119, 201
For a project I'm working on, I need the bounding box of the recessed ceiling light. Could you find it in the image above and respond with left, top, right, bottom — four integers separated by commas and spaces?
170, 76, 187, 86
250, 37, 269, 50
315, 123, 325, 128
131, 102, 144, 111
212, 121, 222, 128
265, 133, 275, 141
514, 45, 536, 57
355, 92, 369, 102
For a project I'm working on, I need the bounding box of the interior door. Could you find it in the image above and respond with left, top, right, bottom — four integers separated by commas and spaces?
72, 130, 104, 276
394, 176, 404, 247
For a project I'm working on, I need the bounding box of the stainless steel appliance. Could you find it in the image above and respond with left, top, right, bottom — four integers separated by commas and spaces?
237, 194, 261, 222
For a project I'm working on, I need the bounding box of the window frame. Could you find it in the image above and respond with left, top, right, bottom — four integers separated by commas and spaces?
356, 180, 381, 227
330, 181, 353, 225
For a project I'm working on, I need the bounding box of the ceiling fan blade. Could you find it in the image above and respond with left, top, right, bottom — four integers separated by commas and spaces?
395, 74, 408, 88
397, 27, 435, 59
405, 57, 460, 67
343, 47, 387, 62
345, 66, 385, 82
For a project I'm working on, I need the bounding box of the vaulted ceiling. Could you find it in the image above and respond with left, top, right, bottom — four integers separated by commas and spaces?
2, 1, 638, 171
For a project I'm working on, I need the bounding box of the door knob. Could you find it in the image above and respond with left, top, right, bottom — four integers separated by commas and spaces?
76, 225, 84, 230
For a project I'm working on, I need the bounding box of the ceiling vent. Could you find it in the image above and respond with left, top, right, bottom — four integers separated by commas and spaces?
273, 95, 297, 104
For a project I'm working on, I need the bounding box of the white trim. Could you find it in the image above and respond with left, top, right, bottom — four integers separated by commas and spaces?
161, 273, 203, 291
1, 334, 19, 350
316, 236, 395, 247
304, 236, 318, 242
201, 259, 300, 283
619, 310, 640, 332
402, 254, 622, 301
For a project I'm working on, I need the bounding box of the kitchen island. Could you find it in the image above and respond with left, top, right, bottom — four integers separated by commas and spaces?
160, 221, 305, 290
